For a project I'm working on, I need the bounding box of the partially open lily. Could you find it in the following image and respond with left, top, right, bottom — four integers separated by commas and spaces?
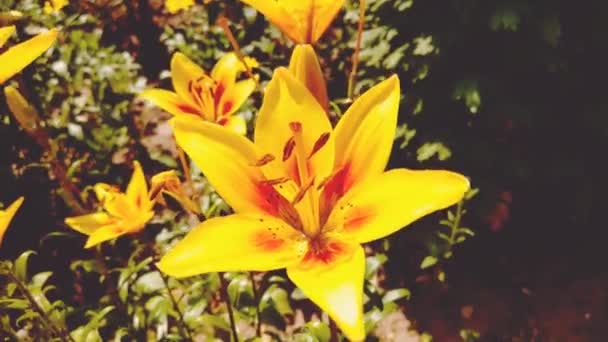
240, 0, 344, 44
150, 170, 200, 215
0, 197, 24, 248
0, 26, 58, 84
289, 44, 328, 110
158, 68, 469, 340
65, 162, 154, 248
140, 52, 257, 135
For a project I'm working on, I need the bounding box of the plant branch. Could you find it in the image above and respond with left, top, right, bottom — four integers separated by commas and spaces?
347, 0, 366, 99
218, 272, 239, 342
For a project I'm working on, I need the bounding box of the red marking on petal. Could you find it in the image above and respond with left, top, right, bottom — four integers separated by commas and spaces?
343, 206, 374, 232
177, 103, 202, 116
222, 100, 233, 115
256, 182, 302, 230
253, 230, 285, 252
302, 238, 348, 266
214, 82, 226, 106
319, 164, 352, 225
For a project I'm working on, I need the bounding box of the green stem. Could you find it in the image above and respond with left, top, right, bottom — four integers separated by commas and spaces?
218, 272, 239, 342
448, 200, 464, 246
5, 269, 74, 342
249, 272, 262, 337
158, 269, 194, 341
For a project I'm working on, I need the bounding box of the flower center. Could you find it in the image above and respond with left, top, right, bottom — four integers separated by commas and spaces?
187, 75, 222, 120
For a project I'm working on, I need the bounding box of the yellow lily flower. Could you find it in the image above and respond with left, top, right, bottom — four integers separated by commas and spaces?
0, 26, 58, 84
140, 52, 257, 135
0, 197, 24, 248
240, 0, 344, 44
65, 161, 154, 248
289, 44, 328, 110
165, 0, 194, 13
150, 170, 200, 214
158, 69, 469, 340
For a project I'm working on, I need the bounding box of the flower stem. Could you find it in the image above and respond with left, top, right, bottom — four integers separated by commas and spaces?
249, 272, 262, 337
448, 200, 464, 246
217, 17, 261, 91
157, 268, 194, 340
347, 0, 366, 100
218, 272, 239, 342
4, 268, 73, 342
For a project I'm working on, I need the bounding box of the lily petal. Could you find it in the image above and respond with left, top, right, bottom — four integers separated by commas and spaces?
289, 44, 328, 109
287, 243, 365, 341
309, 0, 345, 43
157, 214, 305, 278
64, 212, 116, 235
0, 196, 24, 248
254, 67, 334, 186
170, 52, 207, 113
332, 75, 400, 195
172, 116, 284, 215
240, 0, 303, 43
84, 224, 124, 248
327, 169, 470, 243
139, 88, 200, 117
221, 115, 247, 136
0, 25, 16, 47
0, 29, 58, 84
210, 52, 241, 92
4, 85, 42, 134
218, 78, 255, 117
126, 161, 151, 211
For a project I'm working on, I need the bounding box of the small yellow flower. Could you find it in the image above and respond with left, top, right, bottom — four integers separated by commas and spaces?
240, 0, 344, 44
165, 0, 195, 14
158, 69, 469, 340
44, 0, 68, 14
150, 170, 200, 214
140, 52, 257, 135
0, 26, 58, 84
65, 162, 154, 248
0, 197, 24, 248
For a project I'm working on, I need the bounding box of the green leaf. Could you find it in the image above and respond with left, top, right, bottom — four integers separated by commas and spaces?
382, 288, 411, 304
365, 253, 388, 278
260, 284, 293, 317
14, 250, 36, 282
420, 256, 439, 269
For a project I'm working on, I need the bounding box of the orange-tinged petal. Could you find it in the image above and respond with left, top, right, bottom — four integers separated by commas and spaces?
172, 116, 280, 215
157, 214, 306, 277
0, 25, 16, 47
221, 115, 247, 136
287, 243, 365, 341
0, 196, 24, 248
218, 78, 255, 117
310, 0, 344, 43
64, 212, 116, 235
254, 67, 334, 186
0, 29, 58, 84
327, 169, 470, 244
170, 52, 207, 111
126, 161, 151, 211
332, 75, 400, 194
288, 44, 328, 109
239, 0, 303, 43
84, 224, 124, 248
139, 88, 200, 117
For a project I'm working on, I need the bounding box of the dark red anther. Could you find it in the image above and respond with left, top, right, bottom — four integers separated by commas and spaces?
252, 154, 275, 167
282, 136, 296, 162
308, 132, 330, 159
289, 121, 302, 133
